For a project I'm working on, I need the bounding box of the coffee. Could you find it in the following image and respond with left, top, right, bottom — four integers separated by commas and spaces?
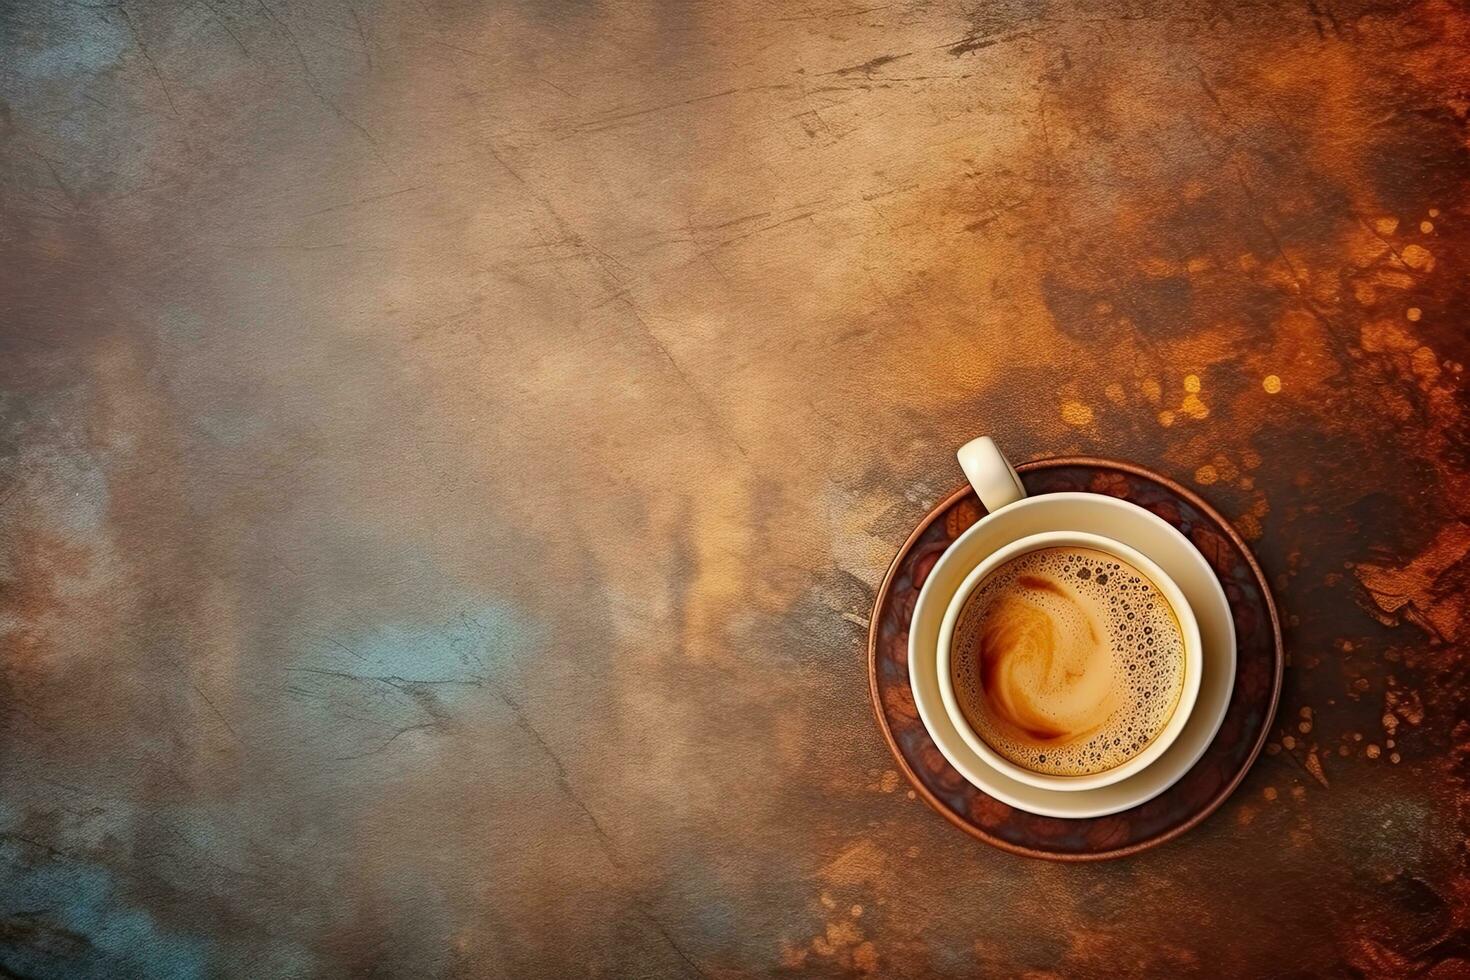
949, 546, 1187, 777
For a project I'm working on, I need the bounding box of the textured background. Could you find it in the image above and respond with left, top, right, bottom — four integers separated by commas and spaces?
2, 0, 1467, 976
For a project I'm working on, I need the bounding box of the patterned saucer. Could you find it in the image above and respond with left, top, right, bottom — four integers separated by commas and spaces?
867, 458, 1283, 860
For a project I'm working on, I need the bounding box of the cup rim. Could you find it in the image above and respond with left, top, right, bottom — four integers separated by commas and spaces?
935, 529, 1204, 792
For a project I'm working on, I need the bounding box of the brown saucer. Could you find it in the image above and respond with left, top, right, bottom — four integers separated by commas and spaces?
867, 458, 1283, 861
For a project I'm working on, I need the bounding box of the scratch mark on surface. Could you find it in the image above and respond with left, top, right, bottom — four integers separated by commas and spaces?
570, 85, 793, 134
493, 684, 708, 977
335, 722, 437, 760
301, 185, 422, 218
189, 681, 241, 745
198, 0, 250, 57
254, 0, 385, 163
349, 7, 372, 69
821, 52, 912, 76
119, 4, 181, 119
945, 29, 1037, 56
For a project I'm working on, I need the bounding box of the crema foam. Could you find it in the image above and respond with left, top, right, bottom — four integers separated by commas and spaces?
949, 546, 1186, 777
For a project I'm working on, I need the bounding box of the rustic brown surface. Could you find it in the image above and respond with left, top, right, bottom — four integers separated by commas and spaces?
2, 0, 1468, 976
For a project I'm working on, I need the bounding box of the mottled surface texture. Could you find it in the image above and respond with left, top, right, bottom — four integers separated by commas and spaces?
1, 0, 1467, 976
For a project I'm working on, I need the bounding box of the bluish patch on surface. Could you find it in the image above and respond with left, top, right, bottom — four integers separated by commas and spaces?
319, 600, 536, 686
0, 837, 212, 979
17, 15, 129, 80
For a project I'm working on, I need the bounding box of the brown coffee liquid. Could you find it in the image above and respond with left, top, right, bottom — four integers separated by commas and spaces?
949, 546, 1186, 776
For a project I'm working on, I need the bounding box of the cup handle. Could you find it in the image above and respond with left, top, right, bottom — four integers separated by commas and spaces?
957, 436, 1027, 513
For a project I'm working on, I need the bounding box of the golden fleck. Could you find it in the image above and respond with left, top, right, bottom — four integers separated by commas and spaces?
853, 941, 879, 973
1104, 382, 1126, 404
1186, 256, 1211, 273
820, 892, 837, 909
1298, 721, 1312, 734
1428, 208, 1440, 217
1141, 378, 1162, 403
1158, 409, 1176, 427
1390, 752, 1401, 764
825, 920, 861, 948
1195, 464, 1219, 485
1181, 392, 1209, 419
1263, 787, 1277, 801
1299, 706, 1312, 719
1373, 216, 1399, 235
1419, 221, 1433, 234
1282, 735, 1296, 750
1400, 244, 1434, 270
1184, 373, 1202, 393
1386, 739, 1395, 748
850, 905, 864, 918
879, 770, 899, 793
1241, 476, 1254, 490
905, 790, 915, 800
1263, 374, 1282, 394
1406, 307, 1422, 321
1093, 300, 1114, 315
1366, 744, 1381, 759
1060, 401, 1094, 426
1353, 281, 1377, 306
1353, 733, 1363, 741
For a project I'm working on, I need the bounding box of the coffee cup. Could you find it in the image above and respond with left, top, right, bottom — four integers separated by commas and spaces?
934, 438, 1204, 793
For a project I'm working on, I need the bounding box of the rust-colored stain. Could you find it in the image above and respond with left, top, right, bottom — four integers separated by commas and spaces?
2, 0, 1469, 975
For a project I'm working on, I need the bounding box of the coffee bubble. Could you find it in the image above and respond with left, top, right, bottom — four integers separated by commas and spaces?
949, 546, 1186, 776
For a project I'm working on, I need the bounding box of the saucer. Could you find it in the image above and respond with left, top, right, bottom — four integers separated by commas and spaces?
868, 458, 1283, 860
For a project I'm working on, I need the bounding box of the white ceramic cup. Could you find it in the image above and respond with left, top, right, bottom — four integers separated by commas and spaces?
935, 437, 1204, 792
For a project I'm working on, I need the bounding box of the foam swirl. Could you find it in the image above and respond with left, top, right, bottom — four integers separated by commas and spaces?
950, 546, 1186, 776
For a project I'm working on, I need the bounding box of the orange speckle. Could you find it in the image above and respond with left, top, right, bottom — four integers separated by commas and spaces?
1282, 735, 1297, 750
1407, 307, 1422, 321
1373, 216, 1399, 235
1195, 464, 1219, 485
1263, 374, 1282, 394
1060, 401, 1094, 426
1419, 221, 1433, 234
1184, 373, 1202, 393
1428, 208, 1440, 217
1366, 744, 1381, 759
1299, 706, 1312, 719
1263, 787, 1278, 801
853, 941, 879, 973
1141, 378, 1162, 403
1158, 409, 1176, 427
1400, 244, 1434, 270
1390, 752, 1401, 764
1181, 392, 1209, 419
1299, 721, 1312, 734
1104, 382, 1126, 404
